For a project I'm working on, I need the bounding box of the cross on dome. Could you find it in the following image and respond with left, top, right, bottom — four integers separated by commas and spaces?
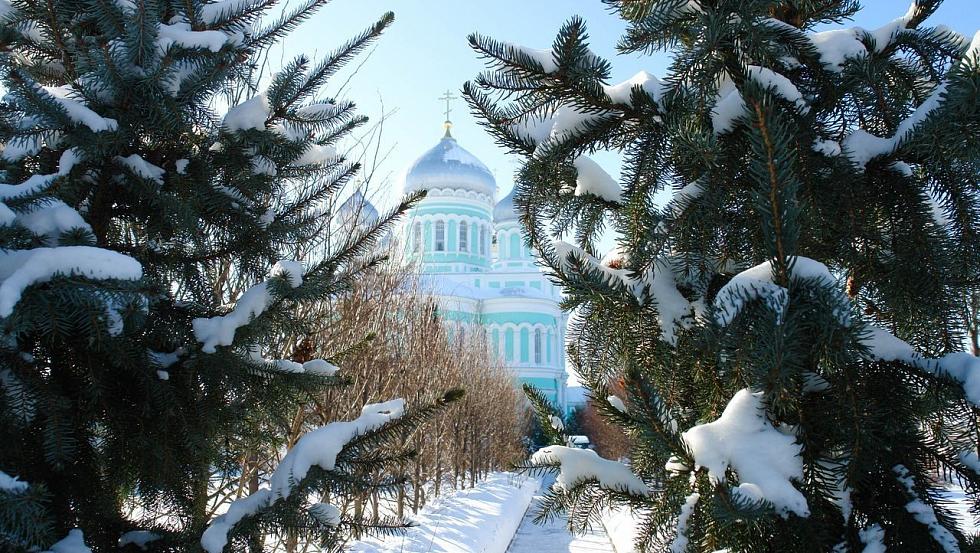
438, 89, 458, 138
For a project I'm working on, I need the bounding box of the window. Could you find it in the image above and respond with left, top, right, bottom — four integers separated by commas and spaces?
534, 328, 542, 364
459, 223, 468, 252
435, 220, 445, 251
480, 226, 487, 255
412, 222, 421, 253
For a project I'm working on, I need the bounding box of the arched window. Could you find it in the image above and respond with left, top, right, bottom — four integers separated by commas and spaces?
534, 328, 542, 364
459, 223, 468, 252
480, 226, 487, 255
435, 220, 445, 251
412, 222, 421, 253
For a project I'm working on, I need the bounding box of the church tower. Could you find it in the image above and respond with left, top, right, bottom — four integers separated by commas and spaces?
400, 95, 568, 411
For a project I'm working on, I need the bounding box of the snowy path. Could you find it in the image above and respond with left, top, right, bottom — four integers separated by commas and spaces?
507, 486, 617, 553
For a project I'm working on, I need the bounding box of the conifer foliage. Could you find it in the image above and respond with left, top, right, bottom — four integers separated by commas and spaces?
0, 1, 453, 551
468, 1, 980, 551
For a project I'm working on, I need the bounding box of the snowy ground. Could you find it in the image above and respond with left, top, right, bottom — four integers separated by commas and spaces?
350, 472, 537, 553
506, 478, 616, 553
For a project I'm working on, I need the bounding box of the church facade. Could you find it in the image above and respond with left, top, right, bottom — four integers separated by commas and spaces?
397, 123, 569, 411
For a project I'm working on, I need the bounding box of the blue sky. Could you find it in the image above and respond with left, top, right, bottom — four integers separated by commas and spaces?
274, 1, 980, 210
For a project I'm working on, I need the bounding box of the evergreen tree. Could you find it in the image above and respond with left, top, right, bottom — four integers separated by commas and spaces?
467, 1, 980, 551
0, 1, 456, 551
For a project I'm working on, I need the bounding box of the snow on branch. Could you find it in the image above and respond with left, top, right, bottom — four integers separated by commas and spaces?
531, 445, 649, 495
603, 71, 667, 107
714, 257, 842, 326
0, 470, 28, 493
712, 65, 808, 135
201, 399, 406, 553
680, 389, 809, 518
893, 465, 960, 552
552, 241, 692, 345
0, 246, 143, 317
43, 529, 92, 553
40, 86, 117, 132
862, 325, 980, 407
572, 155, 621, 203
192, 260, 304, 352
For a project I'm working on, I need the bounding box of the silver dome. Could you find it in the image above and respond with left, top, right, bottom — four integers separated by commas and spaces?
337, 190, 379, 226
403, 134, 496, 197
494, 188, 518, 224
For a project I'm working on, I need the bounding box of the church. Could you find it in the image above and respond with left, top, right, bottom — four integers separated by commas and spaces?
392, 115, 570, 412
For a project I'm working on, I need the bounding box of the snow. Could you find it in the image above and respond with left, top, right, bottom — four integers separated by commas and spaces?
670, 493, 700, 553
712, 65, 808, 135
549, 415, 564, 431
603, 71, 667, 106
192, 280, 271, 352
893, 464, 960, 552
118, 531, 161, 550
0, 470, 28, 493
301, 359, 339, 376
0, 173, 58, 201
41, 86, 118, 132
607, 395, 627, 413
270, 259, 304, 288
531, 445, 648, 495
175, 159, 189, 174
958, 451, 980, 475
711, 89, 746, 135
270, 399, 405, 496
572, 156, 622, 203
351, 472, 538, 553
859, 524, 886, 553
309, 502, 341, 525
292, 143, 337, 167
157, 21, 240, 53
513, 106, 604, 155
505, 43, 558, 73
45, 529, 93, 553
745, 65, 808, 113
250, 155, 276, 176
843, 74, 949, 171
222, 92, 269, 131
199, 0, 261, 24
680, 389, 809, 518
812, 139, 842, 157
714, 257, 839, 326
506, 479, 616, 553
203, 399, 406, 553
116, 154, 165, 184
809, 28, 867, 72
0, 246, 143, 317
862, 326, 980, 407
200, 488, 271, 553
665, 178, 706, 218
808, 5, 915, 72
15, 200, 91, 244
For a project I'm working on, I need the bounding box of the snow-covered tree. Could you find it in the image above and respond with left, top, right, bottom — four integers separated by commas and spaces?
0, 1, 459, 551
468, 1, 980, 551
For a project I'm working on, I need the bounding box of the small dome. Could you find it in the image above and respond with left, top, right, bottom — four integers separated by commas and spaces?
494, 189, 518, 224
338, 190, 378, 227
403, 134, 496, 197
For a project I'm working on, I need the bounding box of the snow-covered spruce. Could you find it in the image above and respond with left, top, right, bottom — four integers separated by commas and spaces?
201, 399, 406, 553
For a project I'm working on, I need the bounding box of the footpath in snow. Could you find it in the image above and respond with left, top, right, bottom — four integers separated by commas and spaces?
350, 472, 537, 553
506, 478, 617, 553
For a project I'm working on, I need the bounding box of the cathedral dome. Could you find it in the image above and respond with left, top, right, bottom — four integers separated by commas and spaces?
493, 189, 518, 225
402, 131, 496, 198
